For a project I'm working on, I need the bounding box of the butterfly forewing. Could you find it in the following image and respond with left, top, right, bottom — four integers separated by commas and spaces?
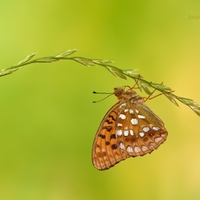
92, 103, 128, 170
92, 87, 168, 170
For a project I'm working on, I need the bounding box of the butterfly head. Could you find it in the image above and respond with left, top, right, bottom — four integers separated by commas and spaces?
113, 87, 125, 99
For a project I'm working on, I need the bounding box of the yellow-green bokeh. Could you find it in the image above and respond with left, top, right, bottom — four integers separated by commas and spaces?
0, 1, 200, 200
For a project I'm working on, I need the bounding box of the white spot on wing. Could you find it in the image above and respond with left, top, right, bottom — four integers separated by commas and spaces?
124, 109, 129, 112
149, 142, 156, 148
131, 118, 138, 125
124, 130, 129, 136
161, 133, 166, 138
153, 126, 160, 131
119, 103, 126, 109
117, 123, 123, 127
119, 142, 125, 150
138, 115, 145, 119
143, 127, 150, 132
116, 130, 122, 136
119, 114, 126, 119
129, 109, 134, 114
139, 132, 145, 137
155, 137, 163, 143
130, 130, 134, 136
134, 146, 141, 153
127, 146, 134, 153
141, 146, 148, 151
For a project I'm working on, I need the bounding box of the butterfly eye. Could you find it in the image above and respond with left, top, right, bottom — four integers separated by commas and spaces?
92, 87, 168, 170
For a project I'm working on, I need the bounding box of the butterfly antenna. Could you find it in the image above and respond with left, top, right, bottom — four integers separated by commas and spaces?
92, 91, 114, 103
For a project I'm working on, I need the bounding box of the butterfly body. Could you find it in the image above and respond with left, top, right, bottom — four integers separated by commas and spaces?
92, 87, 168, 170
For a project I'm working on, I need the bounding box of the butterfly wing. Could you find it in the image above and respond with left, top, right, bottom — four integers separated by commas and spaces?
92, 101, 128, 170
115, 101, 168, 157
92, 100, 168, 170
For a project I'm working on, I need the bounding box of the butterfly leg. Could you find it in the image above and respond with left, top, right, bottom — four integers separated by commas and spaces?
144, 82, 164, 102
130, 74, 142, 90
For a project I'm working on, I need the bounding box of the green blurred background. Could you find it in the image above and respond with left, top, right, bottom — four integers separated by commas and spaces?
0, 1, 200, 200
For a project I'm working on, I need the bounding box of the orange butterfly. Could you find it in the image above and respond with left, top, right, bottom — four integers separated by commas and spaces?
92, 86, 168, 170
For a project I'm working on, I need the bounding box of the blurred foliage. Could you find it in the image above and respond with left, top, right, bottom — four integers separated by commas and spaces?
0, 1, 200, 200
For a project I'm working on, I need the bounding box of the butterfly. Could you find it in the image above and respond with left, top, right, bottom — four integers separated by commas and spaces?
92, 86, 168, 170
